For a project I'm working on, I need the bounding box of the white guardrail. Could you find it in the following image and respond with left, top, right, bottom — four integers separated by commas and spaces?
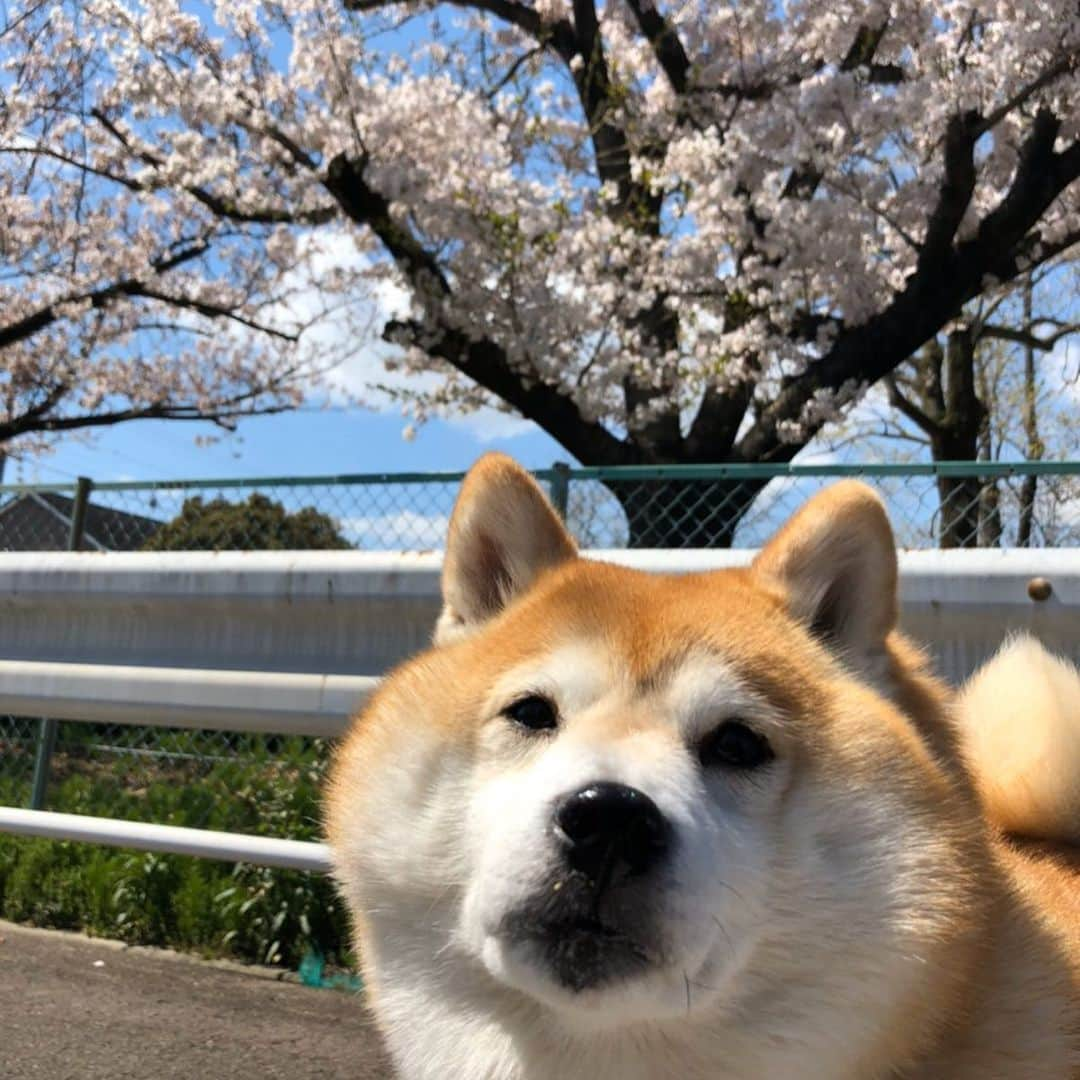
0, 549, 1076, 872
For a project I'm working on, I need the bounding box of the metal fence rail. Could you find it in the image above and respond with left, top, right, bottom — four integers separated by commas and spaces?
1, 547, 1078, 871
0, 807, 331, 872
0, 461, 1077, 870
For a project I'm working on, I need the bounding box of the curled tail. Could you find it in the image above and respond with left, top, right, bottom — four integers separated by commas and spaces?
957, 635, 1080, 845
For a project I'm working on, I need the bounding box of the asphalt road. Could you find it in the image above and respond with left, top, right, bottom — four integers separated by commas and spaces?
0, 921, 394, 1079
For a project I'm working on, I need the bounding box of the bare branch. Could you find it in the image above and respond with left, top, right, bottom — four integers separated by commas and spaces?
884, 373, 941, 436
982, 323, 1080, 351
385, 318, 635, 465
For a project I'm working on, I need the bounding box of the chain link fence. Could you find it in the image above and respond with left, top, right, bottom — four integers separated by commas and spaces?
1, 460, 1077, 819
2, 461, 1078, 554
558, 462, 1080, 549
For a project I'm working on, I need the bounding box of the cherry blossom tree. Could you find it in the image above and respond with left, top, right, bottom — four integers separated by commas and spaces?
0, 4, 340, 457
5, 0, 1080, 542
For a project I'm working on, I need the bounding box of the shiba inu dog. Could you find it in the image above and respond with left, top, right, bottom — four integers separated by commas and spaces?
327, 454, 1080, 1079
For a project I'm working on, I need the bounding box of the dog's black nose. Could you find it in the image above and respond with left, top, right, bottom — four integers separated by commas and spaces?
554, 782, 671, 885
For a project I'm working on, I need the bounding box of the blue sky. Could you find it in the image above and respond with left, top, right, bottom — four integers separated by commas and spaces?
6, 406, 565, 485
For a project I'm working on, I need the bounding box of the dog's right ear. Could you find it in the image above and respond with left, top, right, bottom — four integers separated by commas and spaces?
435, 453, 577, 645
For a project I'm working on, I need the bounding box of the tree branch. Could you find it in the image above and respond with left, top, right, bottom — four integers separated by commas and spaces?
917, 111, 979, 269
0, 240, 210, 350
982, 323, 1080, 350
89, 108, 335, 225
623, 0, 691, 94
566, 0, 635, 200
132, 287, 300, 341
485, 44, 545, 101
967, 119, 1078, 279
321, 152, 633, 463
346, 0, 547, 40
0, 396, 295, 445
324, 152, 450, 298
343, 0, 635, 206
385, 318, 635, 465
884, 373, 941, 436
733, 121, 1080, 463
974, 50, 1080, 138
779, 25, 903, 200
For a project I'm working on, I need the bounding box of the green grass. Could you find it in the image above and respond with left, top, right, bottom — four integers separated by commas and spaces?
0, 734, 354, 970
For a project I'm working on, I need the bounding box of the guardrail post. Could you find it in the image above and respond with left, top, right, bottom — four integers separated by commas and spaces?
29, 476, 93, 810
550, 461, 570, 521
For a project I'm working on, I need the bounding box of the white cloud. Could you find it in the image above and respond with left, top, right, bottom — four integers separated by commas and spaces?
337, 509, 450, 550
276, 228, 535, 442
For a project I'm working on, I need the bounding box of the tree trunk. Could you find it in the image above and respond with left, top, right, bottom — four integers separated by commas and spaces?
974, 366, 1002, 548
930, 327, 987, 549
1017, 278, 1041, 547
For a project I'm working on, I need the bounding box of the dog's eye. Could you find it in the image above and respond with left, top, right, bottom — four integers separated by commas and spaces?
698, 720, 774, 770
503, 694, 558, 732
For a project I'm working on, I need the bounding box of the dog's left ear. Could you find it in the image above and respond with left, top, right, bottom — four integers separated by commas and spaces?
751, 481, 898, 673
435, 453, 577, 645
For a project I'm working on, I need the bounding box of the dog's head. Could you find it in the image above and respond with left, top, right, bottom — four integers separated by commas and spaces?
328, 455, 983, 1056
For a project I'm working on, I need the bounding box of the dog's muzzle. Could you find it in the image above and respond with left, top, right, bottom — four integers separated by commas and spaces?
500, 781, 673, 992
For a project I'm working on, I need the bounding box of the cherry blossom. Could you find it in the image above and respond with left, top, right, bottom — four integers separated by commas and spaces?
2, 0, 1077, 492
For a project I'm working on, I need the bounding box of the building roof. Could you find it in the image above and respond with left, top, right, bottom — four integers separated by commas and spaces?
0, 491, 162, 552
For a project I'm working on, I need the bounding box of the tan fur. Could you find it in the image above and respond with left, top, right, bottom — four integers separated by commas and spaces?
957, 635, 1080, 846
435, 453, 577, 645
326, 455, 1080, 1079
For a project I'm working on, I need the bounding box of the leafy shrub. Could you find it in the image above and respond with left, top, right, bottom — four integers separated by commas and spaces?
143, 493, 351, 551
0, 745, 354, 970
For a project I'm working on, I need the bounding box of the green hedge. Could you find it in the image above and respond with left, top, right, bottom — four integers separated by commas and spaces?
0, 743, 354, 970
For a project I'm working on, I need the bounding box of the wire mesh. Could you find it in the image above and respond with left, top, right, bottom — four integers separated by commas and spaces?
561, 466, 1080, 550
0, 717, 38, 808
2, 462, 1076, 555
41, 722, 330, 836
1, 461, 1077, 811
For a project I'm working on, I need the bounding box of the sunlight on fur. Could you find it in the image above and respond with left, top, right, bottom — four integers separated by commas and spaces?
958, 635, 1080, 846
327, 453, 1080, 1080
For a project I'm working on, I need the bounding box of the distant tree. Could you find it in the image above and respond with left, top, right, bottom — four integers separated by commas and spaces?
825, 266, 1079, 547
144, 494, 351, 551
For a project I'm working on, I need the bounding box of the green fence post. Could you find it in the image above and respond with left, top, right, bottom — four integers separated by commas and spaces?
29, 475, 93, 810
67, 475, 92, 552
549, 462, 570, 521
